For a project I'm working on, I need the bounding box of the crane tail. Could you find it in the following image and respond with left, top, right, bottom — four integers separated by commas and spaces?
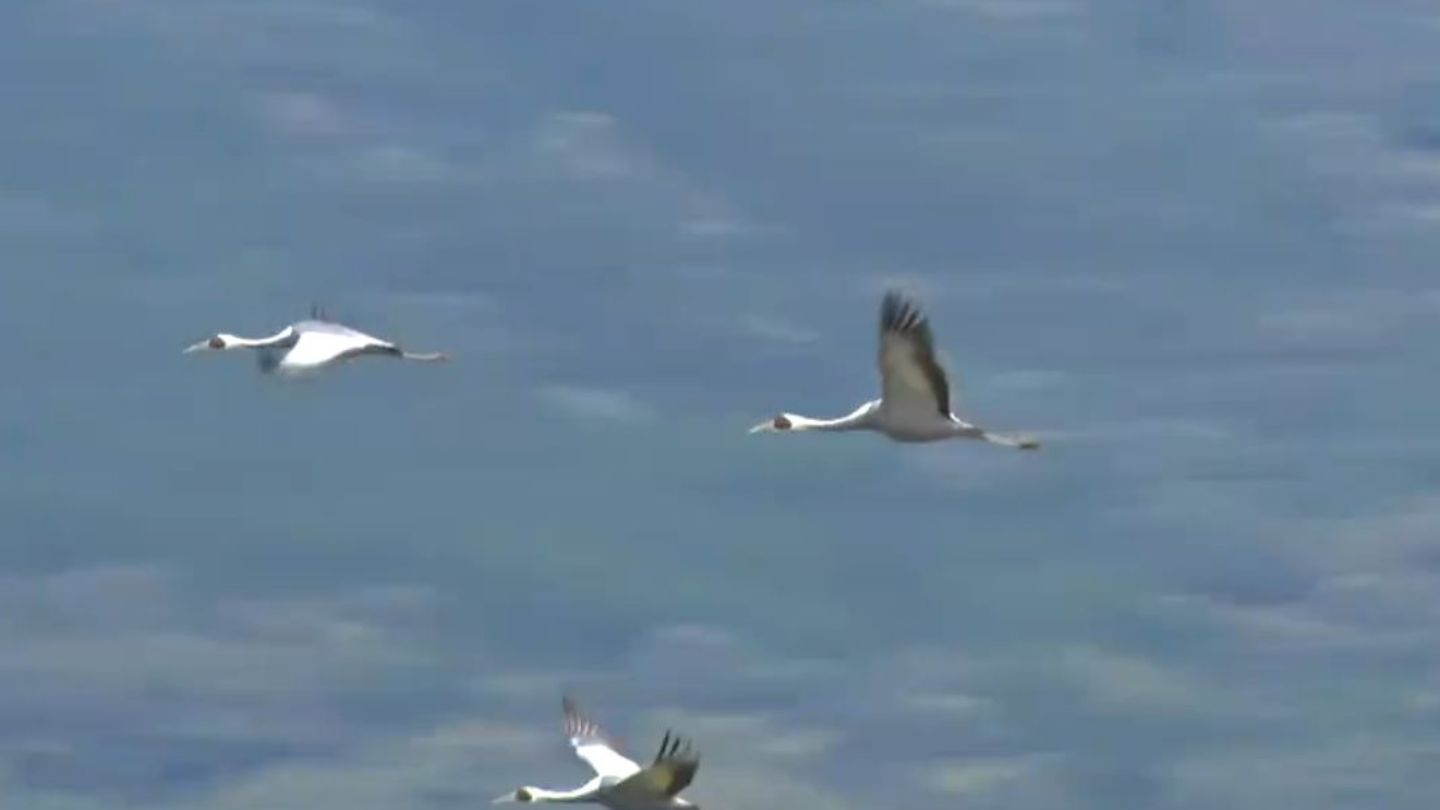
982, 431, 1040, 450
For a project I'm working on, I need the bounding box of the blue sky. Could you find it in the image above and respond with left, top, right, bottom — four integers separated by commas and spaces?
4, 1, 1440, 807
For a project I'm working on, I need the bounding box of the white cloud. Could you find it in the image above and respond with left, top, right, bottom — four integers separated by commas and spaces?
540, 385, 654, 424
1165, 735, 1440, 810
0, 564, 445, 796
50, 0, 410, 63
4, 578, 1430, 810
254, 90, 348, 139
735, 314, 821, 346
1058, 417, 1236, 445
1160, 494, 1440, 666
133, 619, 859, 810
905, 440, 1048, 491
1258, 288, 1440, 348
899, 690, 994, 718
679, 216, 753, 239
648, 709, 842, 761
1299, 493, 1440, 573
923, 754, 1060, 797
533, 111, 637, 181
916, 0, 1077, 21
676, 194, 772, 241
982, 369, 1069, 394
1058, 645, 1197, 713
185, 716, 549, 810
344, 145, 454, 183
0, 194, 93, 238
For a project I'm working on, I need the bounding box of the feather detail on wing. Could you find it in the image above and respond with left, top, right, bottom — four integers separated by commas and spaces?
613, 730, 700, 799
562, 696, 641, 779
878, 291, 953, 418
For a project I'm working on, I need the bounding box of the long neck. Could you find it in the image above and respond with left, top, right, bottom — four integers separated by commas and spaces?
786, 401, 876, 432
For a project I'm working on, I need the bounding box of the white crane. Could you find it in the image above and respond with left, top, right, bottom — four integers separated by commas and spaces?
494, 696, 701, 810
750, 291, 1040, 448
183, 306, 447, 376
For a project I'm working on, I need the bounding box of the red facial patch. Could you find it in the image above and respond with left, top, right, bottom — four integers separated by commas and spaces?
208, 336, 224, 349
773, 415, 792, 430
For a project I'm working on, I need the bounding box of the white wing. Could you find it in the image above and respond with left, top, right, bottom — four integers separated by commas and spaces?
281, 332, 369, 367
877, 291, 954, 421
284, 323, 392, 368
563, 696, 641, 780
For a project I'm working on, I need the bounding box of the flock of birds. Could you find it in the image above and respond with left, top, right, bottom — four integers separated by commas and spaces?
185, 290, 1040, 809
189, 292, 1041, 452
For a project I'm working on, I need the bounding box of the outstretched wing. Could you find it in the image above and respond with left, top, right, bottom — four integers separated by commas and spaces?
282, 331, 372, 367
877, 291, 953, 418
284, 320, 395, 367
563, 696, 642, 780
612, 731, 700, 800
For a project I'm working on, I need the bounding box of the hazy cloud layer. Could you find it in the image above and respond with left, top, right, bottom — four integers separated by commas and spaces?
4, 0, 1440, 807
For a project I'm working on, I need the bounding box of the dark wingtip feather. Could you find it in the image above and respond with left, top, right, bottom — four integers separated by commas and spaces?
878, 289, 951, 416
562, 695, 592, 739
655, 732, 699, 763
664, 748, 702, 795
880, 290, 926, 335
880, 290, 901, 330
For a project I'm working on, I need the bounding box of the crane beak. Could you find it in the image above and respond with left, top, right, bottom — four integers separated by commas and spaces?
490, 792, 520, 804
183, 340, 211, 354
749, 414, 792, 433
